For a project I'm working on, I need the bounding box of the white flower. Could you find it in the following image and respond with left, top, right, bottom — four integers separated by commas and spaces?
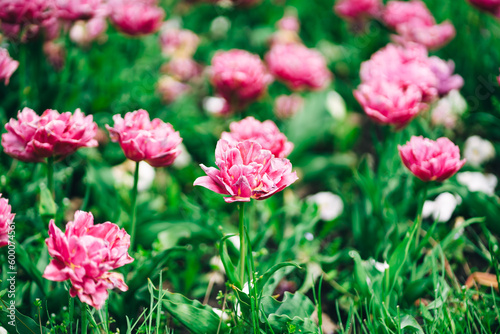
422, 192, 462, 222
463, 136, 495, 167
112, 161, 156, 192
172, 143, 192, 169
212, 308, 230, 322
210, 16, 231, 39
431, 90, 467, 129
307, 192, 343, 221
0, 327, 7, 334
203, 96, 228, 115
325, 91, 347, 120
368, 259, 389, 273
457, 172, 498, 196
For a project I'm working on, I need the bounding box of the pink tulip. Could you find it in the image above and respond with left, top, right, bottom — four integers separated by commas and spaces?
0, 48, 19, 85
0, 0, 54, 25
221, 117, 294, 158
398, 136, 466, 182
210, 49, 272, 109
194, 140, 298, 203
55, 0, 106, 21
109, 0, 164, 36
164, 58, 202, 82
70, 16, 108, 46
427, 56, 464, 96
159, 27, 200, 58
43, 41, 66, 71
43, 210, 133, 309
156, 75, 191, 103
266, 44, 331, 91
106, 109, 182, 167
277, 16, 300, 32
0, 194, 15, 248
2, 108, 98, 162
354, 81, 425, 128
334, 0, 382, 21
382, 1, 435, 29
274, 94, 304, 119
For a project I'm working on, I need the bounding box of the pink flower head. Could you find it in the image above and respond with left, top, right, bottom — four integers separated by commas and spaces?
277, 16, 300, 32
55, 0, 107, 21
427, 56, 464, 96
194, 140, 298, 203
159, 27, 200, 58
354, 81, 425, 129
43, 210, 133, 309
70, 15, 108, 46
360, 43, 438, 102
0, 194, 15, 248
274, 94, 304, 119
0, 48, 19, 85
164, 58, 202, 82
221, 117, 294, 158
398, 136, 466, 182
106, 109, 182, 167
382, 1, 435, 29
109, 0, 164, 36
210, 49, 272, 108
266, 44, 331, 91
156, 75, 190, 104
2, 108, 98, 162
334, 0, 382, 21
0, 0, 55, 25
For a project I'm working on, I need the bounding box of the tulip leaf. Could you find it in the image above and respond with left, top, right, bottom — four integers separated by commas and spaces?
219, 234, 241, 289
399, 314, 424, 334
0, 302, 49, 334
255, 262, 302, 297
38, 183, 56, 224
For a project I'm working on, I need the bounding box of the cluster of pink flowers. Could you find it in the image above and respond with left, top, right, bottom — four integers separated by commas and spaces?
54, 0, 106, 21
2, 107, 98, 162
43, 211, 134, 309
106, 109, 182, 167
195, 117, 297, 203
468, 0, 500, 17
0, 194, 15, 248
210, 49, 273, 110
0, 47, 19, 85
382, 1, 455, 50
334, 0, 382, 22
399, 136, 466, 182
108, 0, 164, 36
354, 43, 463, 128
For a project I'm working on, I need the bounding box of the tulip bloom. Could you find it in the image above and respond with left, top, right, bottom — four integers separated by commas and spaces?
334, 0, 382, 21
0, 194, 15, 248
274, 94, 304, 119
266, 44, 331, 91
398, 136, 466, 182
159, 27, 200, 58
427, 57, 464, 96
43, 211, 134, 309
0, 48, 19, 85
106, 109, 182, 167
109, 0, 164, 36
210, 49, 272, 109
2, 108, 98, 162
194, 140, 298, 203
55, 0, 106, 21
221, 117, 294, 158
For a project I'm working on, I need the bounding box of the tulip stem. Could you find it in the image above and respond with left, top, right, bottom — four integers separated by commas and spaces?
47, 156, 55, 199
130, 161, 140, 251
239, 202, 246, 285
81, 302, 88, 334
414, 184, 428, 254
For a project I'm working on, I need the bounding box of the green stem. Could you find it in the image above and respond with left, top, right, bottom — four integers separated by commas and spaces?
414, 184, 429, 254
69, 294, 74, 334
81, 302, 88, 334
47, 156, 55, 199
129, 161, 140, 251
19, 43, 28, 107
239, 202, 246, 285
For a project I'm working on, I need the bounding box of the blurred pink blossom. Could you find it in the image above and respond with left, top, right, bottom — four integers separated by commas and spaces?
109, 0, 164, 36
156, 75, 191, 103
2, 108, 98, 162
0, 194, 15, 248
210, 49, 272, 109
221, 116, 294, 158
274, 94, 304, 119
277, 16, 300, 32
0, 48, 19, 85
159, 27, 200, 58
266, 44, 331, 91
70, 16, 108, 46
43, 211, 133, 309
163, 58, 202, 82
106, 109, 182, 167
334, 0, 382, 21
427, 56, 464, 96
398, 136, 465, 182
194, 140, 298, 203
383, 1, 435, 28
468, 0, 500, 15
354, 81, 425, 129
55, 0, 107, 21
43, 41, 66, 71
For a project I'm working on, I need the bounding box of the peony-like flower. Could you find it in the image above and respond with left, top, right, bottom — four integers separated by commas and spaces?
156, 75, 191, 104
221, 117, 294, 158
109, 0, 164, 36
2, 108, 98, 162
106, 109, 182, 168
382, 1, 435, 29
277, 15, 300, 32
307, 192, 344, 221
0, 47, 19, 85
274, 94, 304, 119
210, 49, 272, 109
159, 27, 200, 58
457, 172, 497, 196
0, 194, 15, 248
266, 44, 331, 91
427, 56, 464, 96
194, 140, 298, 203
55, 0, 106, 21
334, 0, 382, 21
43, 211, 134, 309
463, 135, 495, 167
422, 192, 461, 222
354, 81, 425, 128
163, 58, 202, 82
398, 136, 466, 182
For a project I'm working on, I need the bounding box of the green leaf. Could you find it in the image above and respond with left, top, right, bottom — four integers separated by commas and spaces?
399, 314, 424, 334
0, 301, 49, 334
38, 183, 56, 224
255, 262, 301, 297
219, 234, 241, 289
350, 251, 371, 298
